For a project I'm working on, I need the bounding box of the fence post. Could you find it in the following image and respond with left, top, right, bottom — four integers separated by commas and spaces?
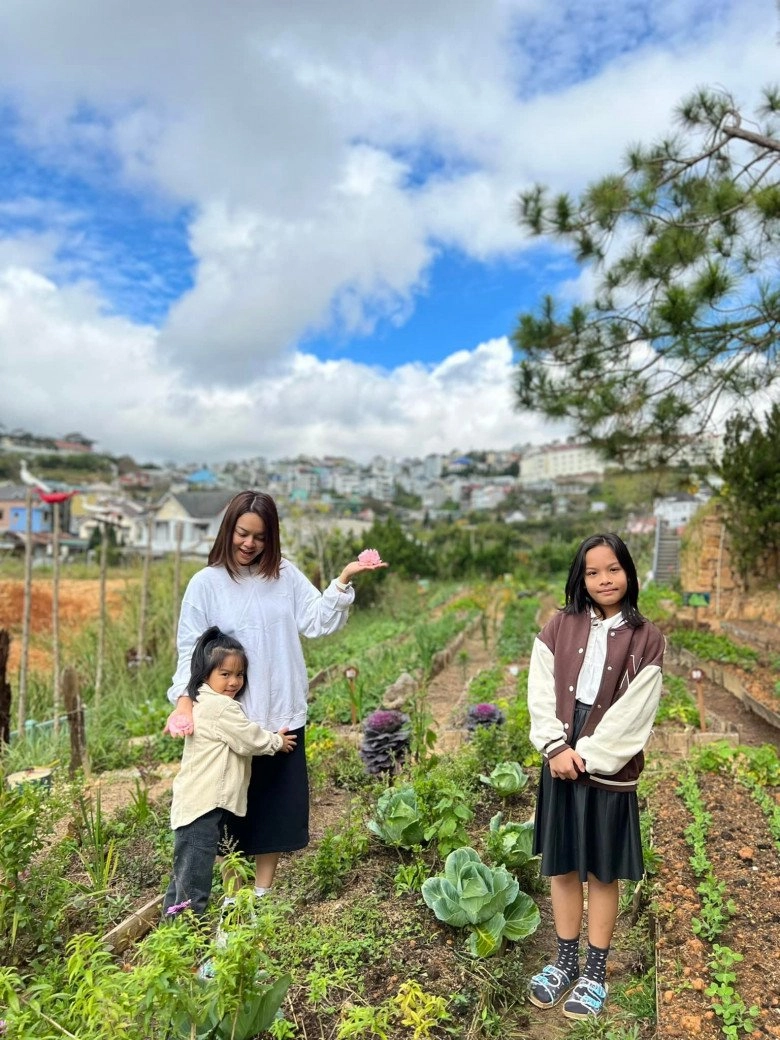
95, 520, 109, 706
0, 629, 11, 746
52, 501, 62, 733
137, 516, 153, 664
63, 665, 89, 777
17, 488, 33, 732
172, 520, 183, 648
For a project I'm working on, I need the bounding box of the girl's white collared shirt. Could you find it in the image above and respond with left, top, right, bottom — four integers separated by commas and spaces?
575, 610, 624, 705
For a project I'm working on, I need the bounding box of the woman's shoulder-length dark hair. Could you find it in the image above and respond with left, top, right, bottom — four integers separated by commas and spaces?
562, 532, 646, 628
208, 490, 282, 581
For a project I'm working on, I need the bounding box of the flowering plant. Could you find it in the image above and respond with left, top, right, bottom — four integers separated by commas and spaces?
358, 548, 383, 566
360, 709, 411, 774
364, 709, 407, 733
465, 703, 505, 731
165, 899, 192, 917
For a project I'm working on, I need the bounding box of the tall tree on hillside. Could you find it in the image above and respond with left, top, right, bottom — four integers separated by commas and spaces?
512, 86, 780, 468
718, 402, 780, 584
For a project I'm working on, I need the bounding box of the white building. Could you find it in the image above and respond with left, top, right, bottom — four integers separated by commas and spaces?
653, 493, 706, 531
519, 442, 606, 486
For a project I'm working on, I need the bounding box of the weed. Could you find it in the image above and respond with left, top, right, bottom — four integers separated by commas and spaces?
307, 816, 371, 898
393, 852, 428, 895
612, 968, 656, 1020
337, 1001, 393, 1039
393, 979, 451, 1038
269, 1017, 298, 1039
75, 790, 119, 894
566, 1017, 642, 1040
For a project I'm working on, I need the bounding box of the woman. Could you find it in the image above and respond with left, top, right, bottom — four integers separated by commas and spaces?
164, 490, 386, 897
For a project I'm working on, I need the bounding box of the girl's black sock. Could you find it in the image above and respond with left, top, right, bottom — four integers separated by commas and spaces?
583, 941, 609, 987
555, 935, 580, 980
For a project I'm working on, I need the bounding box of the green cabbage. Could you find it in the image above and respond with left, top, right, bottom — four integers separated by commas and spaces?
367, 785, 426, 847
421, 847, 540, 957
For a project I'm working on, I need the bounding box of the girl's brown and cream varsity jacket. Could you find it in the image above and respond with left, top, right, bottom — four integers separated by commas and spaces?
527, 610, 665, 791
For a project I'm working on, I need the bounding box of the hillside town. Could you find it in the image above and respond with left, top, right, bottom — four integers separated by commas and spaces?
0, 428, 721, 578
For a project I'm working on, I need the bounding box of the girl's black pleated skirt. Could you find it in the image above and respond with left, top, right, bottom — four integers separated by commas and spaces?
533, 703, 644, 883
223, 725, 309, 856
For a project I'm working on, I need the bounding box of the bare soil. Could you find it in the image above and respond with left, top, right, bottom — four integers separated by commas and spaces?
0, 577, 128, 673
652, 770, 780, 1039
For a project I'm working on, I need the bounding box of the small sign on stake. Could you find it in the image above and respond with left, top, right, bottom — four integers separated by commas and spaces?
691, 667, 706, 731
683, 592, 711, 630
344, 665, 360, 725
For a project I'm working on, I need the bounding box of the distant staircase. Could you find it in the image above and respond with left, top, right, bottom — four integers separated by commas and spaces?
652, 520, 680, 584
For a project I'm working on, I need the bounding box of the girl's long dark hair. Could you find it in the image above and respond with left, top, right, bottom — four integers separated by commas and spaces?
563, 532, 645, 628
208, 490, 282, 581
187, 626, 249, 700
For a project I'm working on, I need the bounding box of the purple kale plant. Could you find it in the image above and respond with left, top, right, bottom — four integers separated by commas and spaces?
360, 708, 411, 775
465, 702, 505, 732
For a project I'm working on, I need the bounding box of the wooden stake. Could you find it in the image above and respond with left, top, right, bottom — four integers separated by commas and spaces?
691, 668, 706, 731
52, 501, 62, 733
17, 488, 33, 732
137, 516, 153, 665
0, 629, 11, 746
172, 520, 183, 648
63, 665, 88, 777
95, 520, 108, 706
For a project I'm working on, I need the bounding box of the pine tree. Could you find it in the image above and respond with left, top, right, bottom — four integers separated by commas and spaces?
512, 86, 780, 468
718, 403, 780, 584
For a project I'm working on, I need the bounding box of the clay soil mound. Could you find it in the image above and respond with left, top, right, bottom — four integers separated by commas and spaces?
0, 578, 129, 673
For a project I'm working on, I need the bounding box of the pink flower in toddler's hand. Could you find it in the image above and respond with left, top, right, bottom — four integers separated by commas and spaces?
358, 548, 383, 566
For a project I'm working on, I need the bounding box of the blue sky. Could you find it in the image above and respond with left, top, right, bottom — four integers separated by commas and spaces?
0, 0, 776, 464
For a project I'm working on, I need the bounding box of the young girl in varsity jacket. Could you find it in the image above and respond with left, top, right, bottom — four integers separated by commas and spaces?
527, 533, 664, 1021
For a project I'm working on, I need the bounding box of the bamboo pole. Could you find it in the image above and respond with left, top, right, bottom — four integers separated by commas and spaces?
95, 520, 108, 705
172, 520, 183, 647
17, 488, 34, 733
52, 501, 62, 733
137, 515, 153, 664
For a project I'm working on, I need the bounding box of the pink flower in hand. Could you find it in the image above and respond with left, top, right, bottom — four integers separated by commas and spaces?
358, 548, 383, 566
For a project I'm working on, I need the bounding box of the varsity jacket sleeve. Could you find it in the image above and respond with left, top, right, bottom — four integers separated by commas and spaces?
286, 561, 355, 639
527, 636, 569, 760
210, 700, 284, 757
576, 634, 664, 777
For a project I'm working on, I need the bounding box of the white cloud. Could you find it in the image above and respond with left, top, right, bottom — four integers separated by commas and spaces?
0, 255, 555, 462
0, 0, 776, 460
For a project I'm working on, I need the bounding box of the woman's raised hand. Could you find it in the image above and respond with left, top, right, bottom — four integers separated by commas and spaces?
338, 548, 388, 584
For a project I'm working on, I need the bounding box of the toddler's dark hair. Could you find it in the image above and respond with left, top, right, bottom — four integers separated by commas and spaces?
186, 626, 249, 700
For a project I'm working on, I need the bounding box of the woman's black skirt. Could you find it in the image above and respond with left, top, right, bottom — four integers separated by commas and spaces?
223, 725, 309, 856
533, 703, 644, 883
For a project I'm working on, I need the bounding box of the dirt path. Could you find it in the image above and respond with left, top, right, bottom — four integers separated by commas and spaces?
309, 612, 506, 845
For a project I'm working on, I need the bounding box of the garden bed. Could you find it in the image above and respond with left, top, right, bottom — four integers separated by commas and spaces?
651, 764, 780, 1039
5, 579, 780, 1040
